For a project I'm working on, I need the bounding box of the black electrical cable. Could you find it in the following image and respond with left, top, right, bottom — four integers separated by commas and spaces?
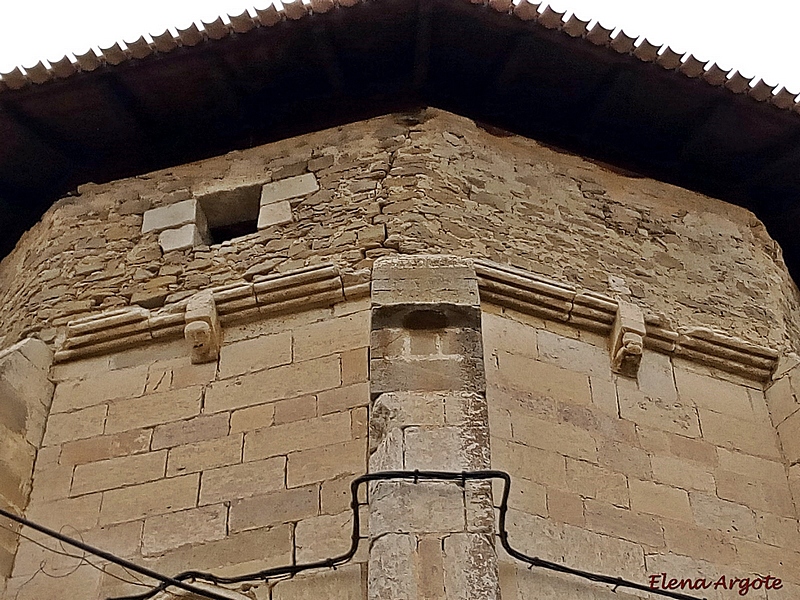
0, 522, 151, 589
0, 507, 233, 600
1, 470, 707, 600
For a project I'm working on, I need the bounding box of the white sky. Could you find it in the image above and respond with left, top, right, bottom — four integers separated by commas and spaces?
0, 0, 798, 94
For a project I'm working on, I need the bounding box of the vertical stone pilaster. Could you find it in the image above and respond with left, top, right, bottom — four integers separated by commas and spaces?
765, 363, 800, 515
0, 339, 54, 584
368, 255, 500, 600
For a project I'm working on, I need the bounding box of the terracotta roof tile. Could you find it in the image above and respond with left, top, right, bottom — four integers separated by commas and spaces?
0, 0, 795, 114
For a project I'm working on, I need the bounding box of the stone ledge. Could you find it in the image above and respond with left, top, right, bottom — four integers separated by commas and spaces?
51, 256, 780, 381
53, 262, 367, 363
474, 259, 779, 382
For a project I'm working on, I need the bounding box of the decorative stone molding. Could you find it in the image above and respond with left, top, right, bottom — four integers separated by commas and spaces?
184, 291, 222, 364
473, 259, 779, 381
54, 262, 368, 362
54, 256, 780, 381
610, 301, 645, 377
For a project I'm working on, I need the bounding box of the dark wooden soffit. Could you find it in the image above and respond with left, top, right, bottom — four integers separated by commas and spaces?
2, 0, 800, 280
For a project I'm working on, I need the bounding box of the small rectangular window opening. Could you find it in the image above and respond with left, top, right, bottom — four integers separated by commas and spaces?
197, 184, 261, 244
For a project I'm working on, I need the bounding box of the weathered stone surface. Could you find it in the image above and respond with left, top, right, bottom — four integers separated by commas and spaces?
105, 386, 203, 434
765, 373, 799, 426
505, 510, 646, 581
205, 354, 341, 413
565, 458, 628, 507
617, 377, 700, 437
319, 382, 370, 415
287, 439, 365, 487
675, 367, 755, 421
52, 364, 148, 413
100, 474, 199, 525
199, 456, 285, 504
71, 450, 167, 495
260, 173, 319, 204
442, 534, 500, 600
777, 409, 800, 464
218, 332, 291, 379
158, 223, 206, 252
142, 199, 203, 233
584, 500, 664, 548
370, 482, 465, 535
295, 511, 353, 562
43, 404, 107, 446
142, 523, 293, 578
27, 493, 103, 532
257, 200, 293, 228
481, 312, 538, 359
370, 356, 485, 395
369, 534, 417, 600
636, 350, 677, 402
151, 413, 229, 449
688, 493, 758, 539
230, 485, 319, 532
293, 312, 370, 361
628, 479, 692, 522
491, 351, 591, 405
371, 255, 479, 306
538, 329, 610, 376
273, 564, 363, 600
142, 504, 227, 555
245, 411, 352, 460
512, 414, 598, 462
166, 434, 242, 476
60, 429, 152, 465
698, 408, 781, 460
650, 455, 715, 492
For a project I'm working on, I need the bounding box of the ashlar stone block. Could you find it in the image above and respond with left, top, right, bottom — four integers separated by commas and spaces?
142, 199, 205, 234
158, 223, 206, 252
142, 504, 227, 556
442, 533, 501, 600
370, 482, 465, 535
257, 200, 293, 228
273, 564, 363, 600
260, 173, 319, 204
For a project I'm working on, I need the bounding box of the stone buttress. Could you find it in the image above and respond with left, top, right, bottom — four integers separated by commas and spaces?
368, 255, 500, 600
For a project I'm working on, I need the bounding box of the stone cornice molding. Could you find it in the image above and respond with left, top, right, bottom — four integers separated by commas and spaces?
474, 260, 779, 382
53, 257, 779, 381
54, 263, 370, 363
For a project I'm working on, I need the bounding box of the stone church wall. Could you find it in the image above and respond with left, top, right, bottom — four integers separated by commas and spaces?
3, 301, 370, 600
1, 109, 798, 354
1, 109, 800, 600
484, 306, 800, 599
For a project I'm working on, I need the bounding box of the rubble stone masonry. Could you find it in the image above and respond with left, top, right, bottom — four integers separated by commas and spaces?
1, 109, 799, 352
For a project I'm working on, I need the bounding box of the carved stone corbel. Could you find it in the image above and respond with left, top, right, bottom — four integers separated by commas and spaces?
610, 300, 646, 377
184, 290, 222, 364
